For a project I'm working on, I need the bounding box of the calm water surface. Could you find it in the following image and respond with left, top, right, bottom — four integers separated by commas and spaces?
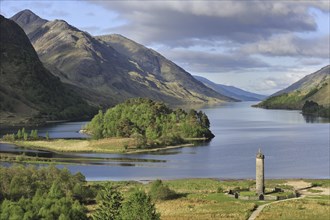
1, 102, 329, 181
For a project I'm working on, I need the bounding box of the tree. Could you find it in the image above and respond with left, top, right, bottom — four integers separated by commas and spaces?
149, 180, 177, 201
88, 110, 104, 139
30, 130, 38, 140
46, 131, 50, 140
23, 132, 28, 141
93, 183, 123, 220
17, 129, 22, 139
120, 188, 160, 220
48, 182, 64, 199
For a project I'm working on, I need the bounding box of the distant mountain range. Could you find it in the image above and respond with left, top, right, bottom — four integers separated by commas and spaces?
0, 15, 95, 126
256, 65, 330, 109
10, 9, 234, 107
194, 76, 266, 101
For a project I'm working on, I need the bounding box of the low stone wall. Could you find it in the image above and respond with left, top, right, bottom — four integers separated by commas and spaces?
227, 190, 297, 201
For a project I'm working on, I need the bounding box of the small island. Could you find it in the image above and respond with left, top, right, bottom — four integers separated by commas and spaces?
85, 98, 214, 147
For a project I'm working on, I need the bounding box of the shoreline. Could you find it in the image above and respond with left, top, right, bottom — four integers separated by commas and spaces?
0, 139, 195, 155
86, 177, 330, 183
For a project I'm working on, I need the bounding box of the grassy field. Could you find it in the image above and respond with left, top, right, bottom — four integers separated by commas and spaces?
88, 178, 329, 220
256, 198, 330, 220
90, 179, 261, 220
1, 138, 193, 154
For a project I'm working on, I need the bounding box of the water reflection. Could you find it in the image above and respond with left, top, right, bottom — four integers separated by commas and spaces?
303, 115, 330, 123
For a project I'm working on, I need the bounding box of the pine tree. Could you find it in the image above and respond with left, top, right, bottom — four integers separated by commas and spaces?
46, 131, 50, 140
17, 129, 22, 139
120, 188, 160, 220
93, 183, 123, 220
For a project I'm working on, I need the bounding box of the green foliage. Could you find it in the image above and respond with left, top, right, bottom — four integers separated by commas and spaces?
30, 129, 38, 140
16, 129, 22, 139
23, 132, 28, 141
2, 133, 16, 141
302, 100, 330, 118
0, 165, 91, 220
304, 87, 319, 99
120, 188, 160, 220
46, 131, 50, 140
86, 98, 214, 147
0, 165, 94, 203
93, 183, 123, 220
149, 180, 177, 201
257, 92, 303, 110
0, 194, 87, 220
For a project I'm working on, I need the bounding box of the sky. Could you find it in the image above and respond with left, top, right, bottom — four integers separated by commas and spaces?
0, 0, 329, 95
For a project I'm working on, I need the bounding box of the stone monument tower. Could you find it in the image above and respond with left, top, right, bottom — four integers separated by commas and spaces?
256, 149, 265, 195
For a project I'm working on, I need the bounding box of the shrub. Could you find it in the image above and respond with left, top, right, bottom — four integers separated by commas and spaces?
149, 180, 177, 201
120, 188, 160, 220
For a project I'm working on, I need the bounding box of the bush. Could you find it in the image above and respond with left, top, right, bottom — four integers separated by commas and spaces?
149, 180, 177, 201
120, 188, 160, 220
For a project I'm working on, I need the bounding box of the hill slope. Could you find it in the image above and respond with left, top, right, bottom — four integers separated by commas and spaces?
256, 65, 330, 110
96, 34, 232, 103
193, 75, 267, 101
11, 10, 234, 107
0, 15, 94, 126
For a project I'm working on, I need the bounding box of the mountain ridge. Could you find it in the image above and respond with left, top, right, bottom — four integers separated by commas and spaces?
193, 75, 267, 101
256, 65, 330, 110
10, 10, 235, 107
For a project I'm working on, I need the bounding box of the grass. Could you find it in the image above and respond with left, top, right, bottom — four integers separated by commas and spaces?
87, 179, 260, 219
256, 198, 330, 220
307, 188, 323, 193
1, 138, 192, 154
149, 179, 258, 220
306, 179, 330, 187
87, 179, 329, 220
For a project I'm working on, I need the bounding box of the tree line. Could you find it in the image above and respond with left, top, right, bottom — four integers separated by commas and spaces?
0, 165, 169, 220
86, 98, 214, 147
2, 128, 50, 141
0, 165, 93, 219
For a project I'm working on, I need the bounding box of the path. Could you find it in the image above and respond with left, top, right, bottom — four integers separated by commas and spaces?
248, 181, 312, 220
247, 196, 304, 220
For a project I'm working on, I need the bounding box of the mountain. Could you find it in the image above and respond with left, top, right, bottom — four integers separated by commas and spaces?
11, 10, 234, 107
193, 75, 266, 101
0, 15, 95, 126
95, 34, 232, 103
10, 9, 47, 36
256, 65, 330, 109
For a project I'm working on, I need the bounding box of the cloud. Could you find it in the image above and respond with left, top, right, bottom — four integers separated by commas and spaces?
86, 0, 325, 47
241, 34, 330, 58
161, 49, 269, 73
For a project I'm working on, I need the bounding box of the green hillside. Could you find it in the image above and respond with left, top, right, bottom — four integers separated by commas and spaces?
0, 15, 95, 126
256, 66, 330, 117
